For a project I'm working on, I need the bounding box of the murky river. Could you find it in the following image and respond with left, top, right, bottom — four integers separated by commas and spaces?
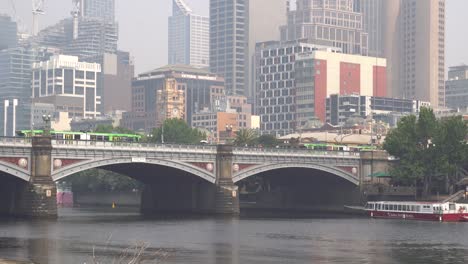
0, 207, 467, 264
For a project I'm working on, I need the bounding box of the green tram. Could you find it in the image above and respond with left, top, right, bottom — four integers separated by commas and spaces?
302, 143, 377, 152
17, 130, 142, 142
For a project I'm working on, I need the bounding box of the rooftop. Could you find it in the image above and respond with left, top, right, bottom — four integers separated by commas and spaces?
137, 64, 218, 79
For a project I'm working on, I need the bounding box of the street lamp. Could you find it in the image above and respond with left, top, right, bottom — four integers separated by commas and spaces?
42, 114, 51, 136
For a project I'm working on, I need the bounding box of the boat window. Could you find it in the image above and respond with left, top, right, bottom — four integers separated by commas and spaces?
449, 204, 456, 211
416, 206, 421, 212
403, 205, 407, 211
397, 205, 402, 211
410, 206, 414, 211
384, 205, 389, 210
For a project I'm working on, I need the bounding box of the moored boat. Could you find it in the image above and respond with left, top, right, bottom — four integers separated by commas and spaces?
364, 201, 468, 222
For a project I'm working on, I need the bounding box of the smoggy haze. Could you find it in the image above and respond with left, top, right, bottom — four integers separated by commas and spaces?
0, 0, 467, 74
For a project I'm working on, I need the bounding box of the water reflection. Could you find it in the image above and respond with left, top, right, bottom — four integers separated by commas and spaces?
0, 209, 467, 264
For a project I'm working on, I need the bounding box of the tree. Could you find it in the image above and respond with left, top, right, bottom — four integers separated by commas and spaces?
66, 169, 142, 193
384, 107, 468, 197
233, 129, 258, 147
255, 134, 279, 148
150, 118, 205, 144
433, 116, 468, 192
94, 124, 136, 134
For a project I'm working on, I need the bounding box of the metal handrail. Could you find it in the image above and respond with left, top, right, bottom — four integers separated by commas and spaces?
0, 137, 32, 146
233, 146, 361, 157
51, 139, 218, 151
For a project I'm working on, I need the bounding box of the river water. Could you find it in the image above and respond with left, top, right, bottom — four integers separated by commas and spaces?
0, 207, 467, 264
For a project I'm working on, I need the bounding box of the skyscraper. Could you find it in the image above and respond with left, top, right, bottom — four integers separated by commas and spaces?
0, 46, 36, 135
168, 0, 209, 68
396, 0, 445, 107
359, 0, 384, 57
280, 0, 369, 55
79, 0, 115, 22
64, 17, 118, 61
210, 0, 247, 95
0, 15, 18, 51
246, 0, 289, 99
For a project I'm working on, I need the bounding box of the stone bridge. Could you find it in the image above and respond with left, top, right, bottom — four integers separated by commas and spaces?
0, 136, 390, 218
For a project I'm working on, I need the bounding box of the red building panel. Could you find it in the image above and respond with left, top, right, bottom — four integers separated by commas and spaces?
340, 62, 361, 95
314, 59, 327, 122
373, 66, 387, 97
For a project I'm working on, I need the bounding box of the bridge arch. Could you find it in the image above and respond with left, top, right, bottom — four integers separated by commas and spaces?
0, 161, 30, 182
51, 157, 216, 183
232, 163, 359, 186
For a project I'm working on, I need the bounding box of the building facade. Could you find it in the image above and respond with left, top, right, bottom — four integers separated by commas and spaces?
399, 0, 445, 107
280, 0, 369, 55
445, 65, 468, 111
210, 0, 247, 95
168, 0, 209, 68
122, 65, 224, 132
294, 50, 386, 124
0, 47, 36, 136
326, 94, 430, 126
32, 55, 102, 118
255, 40, 386, 136
156, 79, 186, 126
0, 15, 18, 51
79, 0, 115, 22
246, 0, 289, 99
359, 0, 384, 57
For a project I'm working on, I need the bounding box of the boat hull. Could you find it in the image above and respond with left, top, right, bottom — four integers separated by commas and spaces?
368, 210, 468, 222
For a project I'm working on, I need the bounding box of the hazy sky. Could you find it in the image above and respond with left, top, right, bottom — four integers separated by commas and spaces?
1, 0, 467, 74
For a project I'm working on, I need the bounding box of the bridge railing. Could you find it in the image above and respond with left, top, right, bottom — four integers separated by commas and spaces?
233, 146, 361, 157
51, 139, 217, 151
0, 137, 32, 146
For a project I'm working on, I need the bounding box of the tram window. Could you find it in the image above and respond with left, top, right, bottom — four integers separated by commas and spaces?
97, 136, 103, 141
65, 134, 73, 140
91, 135, 96, 141
104, 136, 110, 141
74, 134, 80, 140
56, 134, 64, 139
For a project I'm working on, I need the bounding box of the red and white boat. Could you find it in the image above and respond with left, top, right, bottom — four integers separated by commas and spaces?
364, 201, 468, 222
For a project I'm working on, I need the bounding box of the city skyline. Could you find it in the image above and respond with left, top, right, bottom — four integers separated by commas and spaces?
0, 0, 467, 74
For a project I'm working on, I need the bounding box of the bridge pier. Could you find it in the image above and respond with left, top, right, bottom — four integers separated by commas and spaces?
16, 136, 57, 218
214, 145, 239, 215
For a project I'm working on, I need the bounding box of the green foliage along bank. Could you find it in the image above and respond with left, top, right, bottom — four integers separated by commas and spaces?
383, 107, 468, 197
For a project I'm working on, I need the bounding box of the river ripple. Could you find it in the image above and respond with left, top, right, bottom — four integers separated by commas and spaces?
0, 207, 467, 264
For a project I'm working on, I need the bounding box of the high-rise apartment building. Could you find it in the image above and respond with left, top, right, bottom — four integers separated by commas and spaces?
210, 0, 247, 95
246, 0, 289, 99
255, 41, 386, 136
359, 0, 384, 57
0, 47, 36, 136
399, 0, 445, 107
78, 0, 115, 22
280, 0, 368, 55
445, 65, 468, 110
168, 0, 209, 68
0, 15, 18, 51
64, 17, 118, 61
32, 55, 102, 118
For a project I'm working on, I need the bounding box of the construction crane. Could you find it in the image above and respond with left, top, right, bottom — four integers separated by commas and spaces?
71, 0, 83, 39
32, 0, 45, 36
